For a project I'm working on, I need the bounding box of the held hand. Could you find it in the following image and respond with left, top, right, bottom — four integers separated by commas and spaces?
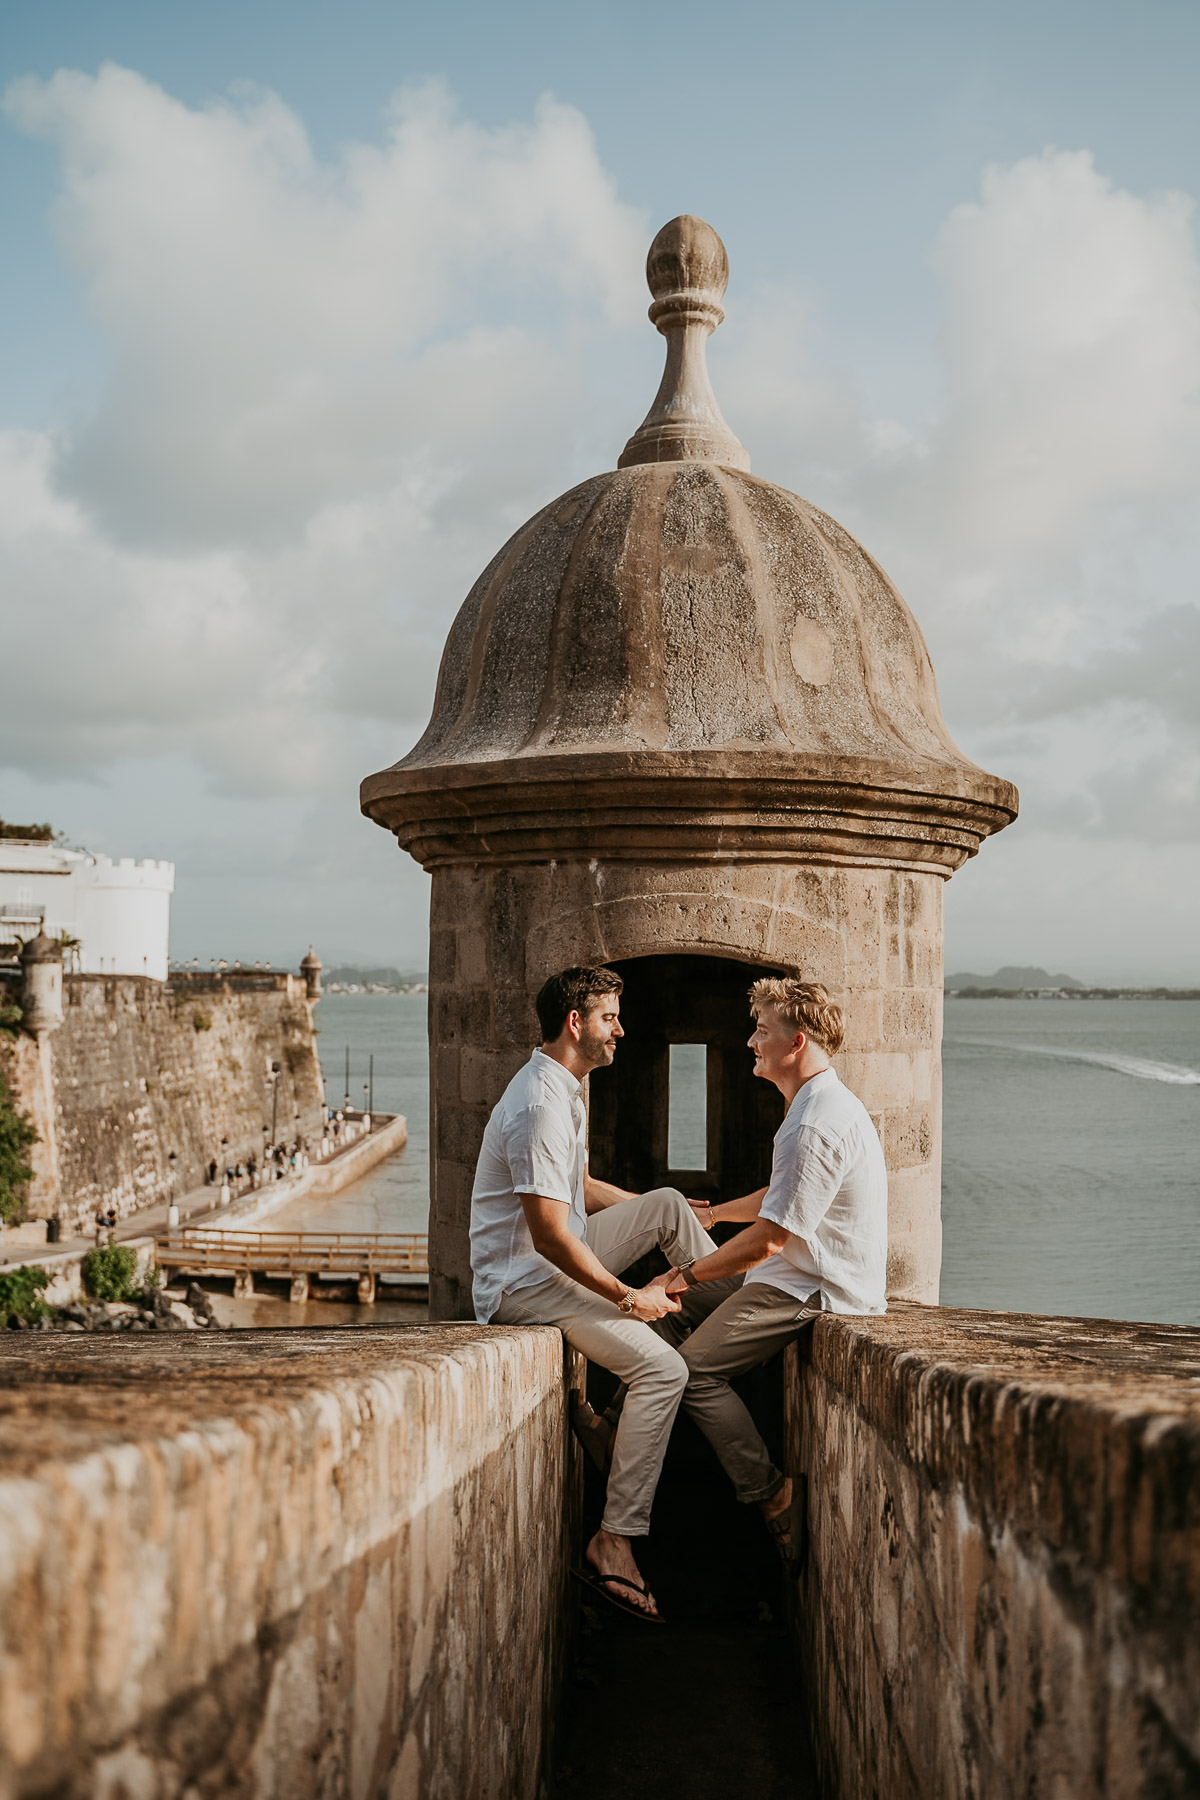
688, 1198, 717, 1232
630, 1281, 682, 1321
649, 1266, 689, 1296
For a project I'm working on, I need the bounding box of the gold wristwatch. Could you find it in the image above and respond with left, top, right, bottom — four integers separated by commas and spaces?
616, 1288, 637, 1314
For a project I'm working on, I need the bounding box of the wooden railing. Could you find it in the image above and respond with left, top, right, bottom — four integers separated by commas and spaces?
157, 1229, 429, 1276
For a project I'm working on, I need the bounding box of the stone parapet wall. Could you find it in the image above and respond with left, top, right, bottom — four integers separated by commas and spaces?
2, 972, 325, 1234
0, 1324, 574, 1800
787, 1306, 1200, 1799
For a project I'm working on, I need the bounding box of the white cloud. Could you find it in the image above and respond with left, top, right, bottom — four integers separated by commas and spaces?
3, 77, 1200, 972
4, 67, 645, 545
0, 68, 647, 811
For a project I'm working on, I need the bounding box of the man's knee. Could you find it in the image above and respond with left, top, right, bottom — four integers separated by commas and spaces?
680, 1330, 748, 1383
639, 1183, 685, 1212
629, 1337, 688, 1397
637, 1185, 693, 1236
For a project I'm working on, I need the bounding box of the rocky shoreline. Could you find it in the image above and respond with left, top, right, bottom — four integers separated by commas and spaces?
19, 1282, 216, 1333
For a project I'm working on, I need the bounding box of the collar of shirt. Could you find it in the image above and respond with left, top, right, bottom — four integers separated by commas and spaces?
531, 1046, 584, 1103
785, 1066, 838, 1111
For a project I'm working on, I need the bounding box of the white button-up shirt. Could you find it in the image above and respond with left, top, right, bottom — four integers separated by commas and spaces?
746, 1067, 888, 1314
470, 1048, 588, 1324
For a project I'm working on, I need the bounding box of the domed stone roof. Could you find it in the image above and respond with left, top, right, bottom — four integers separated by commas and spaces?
362, 217, 1016, 873
20, 929, 61, 964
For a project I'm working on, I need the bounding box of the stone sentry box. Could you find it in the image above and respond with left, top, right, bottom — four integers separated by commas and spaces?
362, 216, 1017, 1321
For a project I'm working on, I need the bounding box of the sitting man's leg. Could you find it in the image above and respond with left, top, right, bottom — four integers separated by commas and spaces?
494, 1272, 688, 1616
584, 1184, 714, 1279
679, 1282, 823, 1557
581, 1186, 718, 1430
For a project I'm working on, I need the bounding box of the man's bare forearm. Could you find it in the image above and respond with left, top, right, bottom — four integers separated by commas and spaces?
519, 1195, 627, 1300
707, 1186, 768, 1226
687, 1218, 789, 1283
584, 1173, 638, 1214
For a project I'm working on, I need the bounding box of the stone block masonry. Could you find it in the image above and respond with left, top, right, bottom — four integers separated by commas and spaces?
787, 1306, 1200, 1799
0, 1324, 573, 1800
1, 1308, 1195, 1797
425, 859, 946, 1317
1, 971, 324, 1235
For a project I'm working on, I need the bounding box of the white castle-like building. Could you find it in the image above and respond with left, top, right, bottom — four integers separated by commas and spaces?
0, 836, 174, 980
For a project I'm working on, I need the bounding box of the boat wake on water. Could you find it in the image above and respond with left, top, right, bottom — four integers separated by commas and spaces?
956, 1040, 1200, 1087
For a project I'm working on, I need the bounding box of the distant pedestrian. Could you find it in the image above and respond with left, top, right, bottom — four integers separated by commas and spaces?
206, 1159, 217, 1185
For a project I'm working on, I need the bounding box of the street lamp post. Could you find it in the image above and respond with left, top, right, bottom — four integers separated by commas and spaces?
270, 1061, 282, 1148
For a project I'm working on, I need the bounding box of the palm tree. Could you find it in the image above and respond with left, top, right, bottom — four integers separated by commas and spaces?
58, 932, 82, 975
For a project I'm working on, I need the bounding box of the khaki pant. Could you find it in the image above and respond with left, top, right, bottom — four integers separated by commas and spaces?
493, 1188, 715, 1537
660, 1280, 825, 1504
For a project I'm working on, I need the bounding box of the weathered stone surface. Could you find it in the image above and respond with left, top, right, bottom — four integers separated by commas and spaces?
359, 216, 1016, 1320
786, 1306, 1200, 1799
0, 1324, 573, 1799
1, 972, 324, 1233
425, 860, 948, 1315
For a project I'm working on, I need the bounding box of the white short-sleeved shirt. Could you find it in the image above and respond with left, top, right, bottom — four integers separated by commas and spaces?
470, 1049, 588, 1324
746, 1067, 888, 1314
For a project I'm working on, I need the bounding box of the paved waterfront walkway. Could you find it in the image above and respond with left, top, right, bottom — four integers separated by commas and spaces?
0, 1124, 397, 1273
553, 1367, 817, 1799
0, 1180, 225, 1269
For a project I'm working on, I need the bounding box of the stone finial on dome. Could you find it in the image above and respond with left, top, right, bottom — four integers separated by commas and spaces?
618, 215, 751, 472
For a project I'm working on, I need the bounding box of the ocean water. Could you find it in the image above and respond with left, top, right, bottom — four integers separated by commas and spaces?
312, 993, 1200, 1327
941, 999, 1200, 1327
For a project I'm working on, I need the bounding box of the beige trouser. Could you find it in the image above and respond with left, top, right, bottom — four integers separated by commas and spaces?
658, 1279, 825, 1504
493, 1188, 715, 1537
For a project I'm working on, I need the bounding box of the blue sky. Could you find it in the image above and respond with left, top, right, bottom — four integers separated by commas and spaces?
3, 0, 1200, 978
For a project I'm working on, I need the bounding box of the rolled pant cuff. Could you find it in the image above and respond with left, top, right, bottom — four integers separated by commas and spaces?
737, 1468, 785, 1507
599, 1512, 649, 1539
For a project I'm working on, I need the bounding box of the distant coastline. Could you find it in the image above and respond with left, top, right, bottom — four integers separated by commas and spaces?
945, 963, 1200, 1000
323, 966, 428, 997
947, 986, 1200, 1001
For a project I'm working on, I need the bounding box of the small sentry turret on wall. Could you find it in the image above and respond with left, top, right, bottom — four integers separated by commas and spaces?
301, 945, 323, 1003
20, 929, 64, 1037
362, 216, 1017, 1320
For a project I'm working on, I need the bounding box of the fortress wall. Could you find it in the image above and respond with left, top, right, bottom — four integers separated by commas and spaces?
0, 1324, 574, 1800
787, 1307, 1200, 1799
5, 972, 325, 1234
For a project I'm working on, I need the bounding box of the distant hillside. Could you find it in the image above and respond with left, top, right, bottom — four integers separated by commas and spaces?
945, 965, 1082, 992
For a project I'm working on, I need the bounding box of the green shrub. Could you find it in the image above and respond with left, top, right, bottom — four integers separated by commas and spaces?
0, 1059, 38, 1226
82, 1243, 139, 1302
0, 1264, 50, 1327
192, 1010, 212, 1032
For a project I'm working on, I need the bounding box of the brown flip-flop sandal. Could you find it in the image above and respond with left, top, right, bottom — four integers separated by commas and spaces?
570, 1565, 665, 1624
569, 1397, 615, 1473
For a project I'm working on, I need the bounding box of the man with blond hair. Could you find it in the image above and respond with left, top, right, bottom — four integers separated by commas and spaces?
659, 979, 888, 1563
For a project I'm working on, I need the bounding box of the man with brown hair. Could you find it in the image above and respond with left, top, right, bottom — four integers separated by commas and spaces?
470, 964, 716, 1621
660, 979, 888, 1562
